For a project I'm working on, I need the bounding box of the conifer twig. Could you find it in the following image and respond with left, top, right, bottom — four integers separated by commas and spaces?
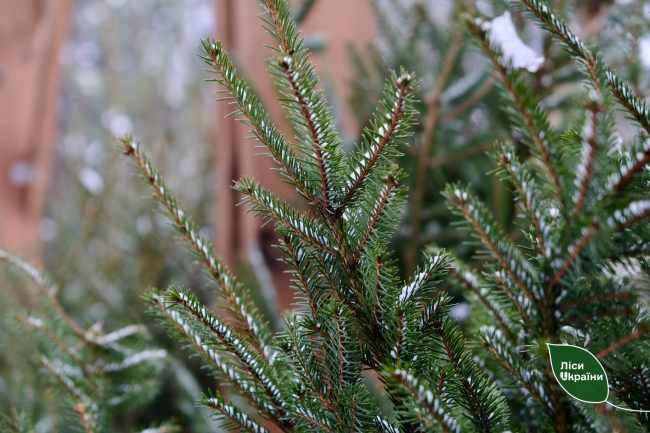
170, 289, 286, 420
0, 250, 89, 345
73, 403, 94, 433
339, 76, 413, 209
390, 370, 458, 433
496, 149, 547, 255
481, 342, 547, 408
199, 39, 322, 208
351, 178, 398, 266
492, 275, 532, 328
450, 269, 517, 343
451, 194, 539, 304
596, 327, 647, 359
547, 225, 596, 289
151, 295, 271, 415
121, 139, 273, 363
572, 102, 601, 217
558, 292, 629, 311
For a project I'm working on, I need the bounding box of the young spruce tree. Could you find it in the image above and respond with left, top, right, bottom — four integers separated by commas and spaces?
121, 0, 510, 431
0, 251, 171, 433
436, 0, 650, 431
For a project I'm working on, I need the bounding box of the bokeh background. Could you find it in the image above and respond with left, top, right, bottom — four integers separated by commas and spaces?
0, 0, 647, 431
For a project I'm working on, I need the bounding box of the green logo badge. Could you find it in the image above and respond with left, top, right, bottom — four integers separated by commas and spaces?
547, 343, 609, 403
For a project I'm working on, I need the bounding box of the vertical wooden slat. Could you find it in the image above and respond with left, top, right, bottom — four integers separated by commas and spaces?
0, 0, 72, 260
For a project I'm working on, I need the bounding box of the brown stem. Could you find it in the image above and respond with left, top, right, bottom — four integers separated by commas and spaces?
547, 226, 596, 289
559, 292, 629, 311
595, 403, 628, 433
572, 103, 602, 217
281, 59, 331, 211
454, 197, 538, 304
339, 82, 410, 209
450, 269, 518, 343
405, 30, 463, 276
428, 140, 493, 169
439, 77, 496, 124
483, 342, 547, 408
350, 179, 398, 266
596, 327, 646, 359
73, 403, 94, 433
561, 309, 629, 326
614, 208, 650, 232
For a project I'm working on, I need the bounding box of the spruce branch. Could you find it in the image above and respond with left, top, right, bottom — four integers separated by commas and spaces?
571, 100, 602, 217
121, 139, 274, 364
19, 315, 94, 377
444, 185, 540, 305
201, 393, 270, 433
515, 0, 650, 197
41, 356, 96, 413
0, 250, 88, 344
73, 402, 95, 433
117, 1, 513, 429
350, 176, 399, 266
490, 273, 534, 329
479, 326, 550, 409
596, 327, 647, 359
234, 178, 337, 255
493, 142, 549, 255
449, 267, 518, 344
438, 319, 509, 433
198, 39, 323, 209
150, 293, 272, 413
263, 0, 347, 211
547, 225, 597, 289
558, 291, 630, 311
167, 288, 287, 422
387, 368, 461, 433
340, 73, 417, 210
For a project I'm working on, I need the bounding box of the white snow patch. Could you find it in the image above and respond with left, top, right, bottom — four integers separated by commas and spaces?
482, 12, 545, 72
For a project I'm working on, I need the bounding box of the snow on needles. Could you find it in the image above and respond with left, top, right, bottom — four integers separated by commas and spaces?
480, 12, 545, 73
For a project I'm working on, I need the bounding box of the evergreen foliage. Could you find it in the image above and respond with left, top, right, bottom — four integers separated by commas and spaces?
0, 251, 172, 433
350, 0, 648, 279
121, 0, 512, 431
437, 0, 650, 431
3, 0, 642, 431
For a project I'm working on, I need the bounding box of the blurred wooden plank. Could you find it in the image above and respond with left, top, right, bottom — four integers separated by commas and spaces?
0, 0, 72, 260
